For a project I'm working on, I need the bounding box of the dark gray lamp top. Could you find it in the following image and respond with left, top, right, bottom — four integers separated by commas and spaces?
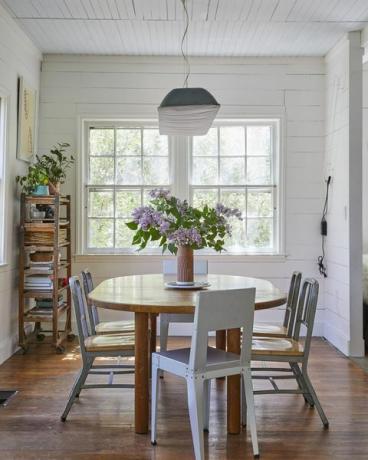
159, 87, 220, 108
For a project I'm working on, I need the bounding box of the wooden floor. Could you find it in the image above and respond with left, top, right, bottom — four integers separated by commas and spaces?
0, 338, 367, 460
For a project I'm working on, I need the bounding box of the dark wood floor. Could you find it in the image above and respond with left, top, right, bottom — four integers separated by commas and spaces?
0, 338, 367, 460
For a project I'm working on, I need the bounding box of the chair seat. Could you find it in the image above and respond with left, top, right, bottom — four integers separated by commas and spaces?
84, 333, 135, 352
253, 323, 288, 337
95, 320, 135, 334
252, 337, 304, 357
154, 346, 241, 376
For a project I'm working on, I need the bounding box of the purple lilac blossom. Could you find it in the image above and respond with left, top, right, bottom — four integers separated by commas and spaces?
168, 227, 202, 246
132, 206, 167, 231
215, 203, 243, 220
149, 188, 171, 199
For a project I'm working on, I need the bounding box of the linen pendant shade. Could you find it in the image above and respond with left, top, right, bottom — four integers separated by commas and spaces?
158, 87, 221, 135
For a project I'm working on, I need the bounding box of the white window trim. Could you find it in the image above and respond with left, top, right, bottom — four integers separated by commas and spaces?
0, 88, 8, 266
77, 114, 286, 258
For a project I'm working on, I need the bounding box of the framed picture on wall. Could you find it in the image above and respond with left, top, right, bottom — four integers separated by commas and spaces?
17, 76, 37, 162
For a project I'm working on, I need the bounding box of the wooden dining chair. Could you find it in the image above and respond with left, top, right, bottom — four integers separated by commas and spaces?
151, 288, 259, 459
253, 271, 302, 338
159, 259, 208, 353
251, 278, 329, 428
61, 277, 135, 422
81, 270, 135, 335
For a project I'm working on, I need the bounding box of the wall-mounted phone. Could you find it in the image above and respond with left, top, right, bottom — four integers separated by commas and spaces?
318, 176, 331, 277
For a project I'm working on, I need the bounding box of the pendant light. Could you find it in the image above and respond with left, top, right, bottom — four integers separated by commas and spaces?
158, 0, 220, 136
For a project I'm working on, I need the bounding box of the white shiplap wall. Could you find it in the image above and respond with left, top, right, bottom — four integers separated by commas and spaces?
0, 4, 41, 364
38, 54, 326, 335
324, 33, 364, 356
363, 60, 368, 253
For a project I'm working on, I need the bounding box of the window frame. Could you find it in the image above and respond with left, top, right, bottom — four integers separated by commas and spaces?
78, 117, 284, 256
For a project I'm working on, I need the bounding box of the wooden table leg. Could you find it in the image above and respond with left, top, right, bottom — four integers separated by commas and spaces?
227, 327, 241, 434
216, 330, 226, 350
135, 312, 149, 434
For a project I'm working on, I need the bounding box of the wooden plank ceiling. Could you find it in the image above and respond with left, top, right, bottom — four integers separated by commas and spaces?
1, 0, 368, 56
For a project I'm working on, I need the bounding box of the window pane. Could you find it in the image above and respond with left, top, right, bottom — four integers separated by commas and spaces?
220, 126, 245, 156
88, 190, 113, 217
220, 157, 245, 185
143, 129, 168, 156
116, 157, 142, 185
247, 190, 273, 217
192, 189, 218, 209
116, 190, 141, 218
116, 128, 141, 156
225, 219, 246, 250
220, 189, 246, 213
88, 219, 113, 248
247, 126, 271, 156
247, 218, 272, 248
143, 157, 169, 185
116, 219, 133, 248
192, 157, 218, 185
89, 157, 114, 184
247, 157, 271, 184
89, 128, 114, 156
193, 128, 218, 156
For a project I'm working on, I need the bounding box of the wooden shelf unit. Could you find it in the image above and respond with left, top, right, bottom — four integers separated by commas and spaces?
18, 193, 73, 353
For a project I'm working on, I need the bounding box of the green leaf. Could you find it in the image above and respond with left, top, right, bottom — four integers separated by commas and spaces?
126, 221, 138, 230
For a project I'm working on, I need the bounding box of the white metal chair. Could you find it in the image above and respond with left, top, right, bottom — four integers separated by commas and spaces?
253, 271, 302, 338
251, 278, 329, 428
82, 270, 135, 335
151, 288, 259, 459
61, 277, 135, 422
160, 259, 208, 353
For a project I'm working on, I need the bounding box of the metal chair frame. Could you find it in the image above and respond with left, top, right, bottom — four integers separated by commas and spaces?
151, 288, 259, 459
251, 279, 329, 428
61, 277, 134, 422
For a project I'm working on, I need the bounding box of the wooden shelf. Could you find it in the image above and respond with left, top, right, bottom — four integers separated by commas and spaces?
24, 195, 70, 205
24, 303, 70, 323
19, 193, 72, 353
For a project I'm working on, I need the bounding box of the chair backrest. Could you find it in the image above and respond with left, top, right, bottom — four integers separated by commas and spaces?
81, 269, 99, 334
162, 259, 208, 275
283, 271, 302, 335
189, 288, 255, 373
293, 278, 319, 358
69, 276, 90, 354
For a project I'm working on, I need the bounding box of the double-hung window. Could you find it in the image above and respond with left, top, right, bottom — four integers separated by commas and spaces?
82, 119, 281, 255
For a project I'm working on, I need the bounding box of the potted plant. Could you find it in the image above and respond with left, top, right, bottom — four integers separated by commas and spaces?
37, 143, 74, 195
126, 189, 242, 284
16, 163, 49, 195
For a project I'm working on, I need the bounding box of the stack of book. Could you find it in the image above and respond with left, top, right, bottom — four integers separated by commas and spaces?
24, 275, 53, 291
28, 295, 64, 317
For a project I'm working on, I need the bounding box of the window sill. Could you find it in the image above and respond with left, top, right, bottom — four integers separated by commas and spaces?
74, 253, 288, 264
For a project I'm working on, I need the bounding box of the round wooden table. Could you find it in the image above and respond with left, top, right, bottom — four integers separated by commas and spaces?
88, 274, 286, 435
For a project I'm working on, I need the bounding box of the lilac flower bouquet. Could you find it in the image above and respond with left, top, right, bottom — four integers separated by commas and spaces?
126, 189, 242, 254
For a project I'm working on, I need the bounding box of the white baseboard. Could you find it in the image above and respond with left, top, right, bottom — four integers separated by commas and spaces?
323, 322, 350, 356
0, 334, 18, 366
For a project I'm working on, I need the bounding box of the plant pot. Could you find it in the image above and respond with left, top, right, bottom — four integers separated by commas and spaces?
176, 245, 194, 285
49, 182, 61, 195
32, 185, 49, 196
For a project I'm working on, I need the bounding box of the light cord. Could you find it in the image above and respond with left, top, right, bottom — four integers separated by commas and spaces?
180, 0, 190, 88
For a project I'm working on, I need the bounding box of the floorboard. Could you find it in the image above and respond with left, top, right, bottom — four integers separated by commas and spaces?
0, 338, 367, 459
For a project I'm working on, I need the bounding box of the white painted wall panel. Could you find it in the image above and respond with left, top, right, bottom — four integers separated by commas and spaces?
0, 4, 41, 364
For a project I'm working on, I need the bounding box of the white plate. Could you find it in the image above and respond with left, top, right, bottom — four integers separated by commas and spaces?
164, 281, 211, 290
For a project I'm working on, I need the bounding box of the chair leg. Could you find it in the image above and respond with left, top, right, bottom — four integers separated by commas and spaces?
159, 317, 169, 378
290, 362, 314, 406
151, 363, 159, 445
187, 377, 205, 460
301, 368, 329, 428
242, 368, 259, 458
203, 379, 211, 432
61, 360, 92, 422
241, 377, 247, 427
